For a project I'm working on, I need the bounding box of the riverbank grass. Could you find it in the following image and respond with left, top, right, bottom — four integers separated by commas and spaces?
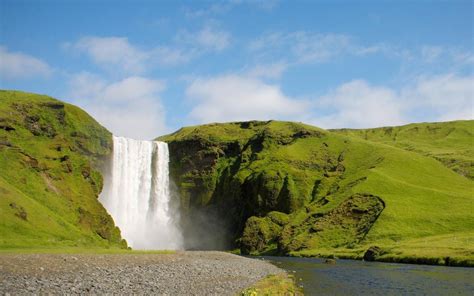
291, 231, 474, 267
241, 273, 303, 296
0, 247, 175, 255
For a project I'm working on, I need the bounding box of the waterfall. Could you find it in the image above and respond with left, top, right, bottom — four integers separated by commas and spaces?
99, 136, 182, 250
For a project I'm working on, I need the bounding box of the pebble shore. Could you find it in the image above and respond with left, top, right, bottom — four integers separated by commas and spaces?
0, 251, 283, 295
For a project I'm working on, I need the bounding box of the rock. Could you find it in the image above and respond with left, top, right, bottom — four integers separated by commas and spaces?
324, 258, 336, 264
0, 123, 15, 131
363, 246, 383, 261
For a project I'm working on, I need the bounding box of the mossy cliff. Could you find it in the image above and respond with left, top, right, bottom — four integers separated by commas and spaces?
159, 120, 474, 265
0, 90, 126, 249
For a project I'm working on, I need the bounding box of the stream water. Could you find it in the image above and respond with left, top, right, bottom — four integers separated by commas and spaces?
263, 256, 474, 295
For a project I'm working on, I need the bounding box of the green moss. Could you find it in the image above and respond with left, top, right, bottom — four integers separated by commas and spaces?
0, 90, 124, 249
241, 215, 284, 255
278, 194, 385, 254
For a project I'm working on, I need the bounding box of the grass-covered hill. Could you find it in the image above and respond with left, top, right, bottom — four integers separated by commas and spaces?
1, 89, 472, 266
332, 120, 474, 180
159, 120, 474, 266
0, 90, 126, 249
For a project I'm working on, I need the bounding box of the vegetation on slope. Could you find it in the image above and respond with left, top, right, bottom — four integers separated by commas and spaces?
159, 120, 474, 265
1, 89, 472, 266
332, 120, 474, 179
0, 90, 126, 249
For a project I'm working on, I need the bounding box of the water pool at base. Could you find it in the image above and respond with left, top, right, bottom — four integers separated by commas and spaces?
261, 256, 474, 295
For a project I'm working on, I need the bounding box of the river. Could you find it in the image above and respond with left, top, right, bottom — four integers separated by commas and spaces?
262, 256, 474, 295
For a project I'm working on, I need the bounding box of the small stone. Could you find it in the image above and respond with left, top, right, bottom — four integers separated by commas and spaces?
324, 258, 336, 264
363, 246, 383, 261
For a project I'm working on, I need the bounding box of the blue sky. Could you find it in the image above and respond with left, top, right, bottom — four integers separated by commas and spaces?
1, 0, 473, 139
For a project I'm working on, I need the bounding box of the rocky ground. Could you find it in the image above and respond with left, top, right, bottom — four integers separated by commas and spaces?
0, 251, 284, 295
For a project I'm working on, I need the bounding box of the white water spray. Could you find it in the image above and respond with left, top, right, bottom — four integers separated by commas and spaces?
99, 136, 182, 250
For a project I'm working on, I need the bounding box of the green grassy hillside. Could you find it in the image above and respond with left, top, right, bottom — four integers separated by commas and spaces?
159, 120, 474, 265
332, 120, 474, 179
1, 89, 472, 264
0, 90, 126, 249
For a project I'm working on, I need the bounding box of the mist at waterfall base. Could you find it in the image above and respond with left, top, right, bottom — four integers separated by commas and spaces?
99, 136, 182, 250
179, 204, 234, 251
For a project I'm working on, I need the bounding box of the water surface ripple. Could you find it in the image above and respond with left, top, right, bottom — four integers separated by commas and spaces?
263, 256, 474, 295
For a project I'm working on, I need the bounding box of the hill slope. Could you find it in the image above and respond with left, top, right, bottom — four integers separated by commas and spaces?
1, 90, 472, 264
159, 120, 474, 265
332, 120, 474, 179
0, 90, 125, 249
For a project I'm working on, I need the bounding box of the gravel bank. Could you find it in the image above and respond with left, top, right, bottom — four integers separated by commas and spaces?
0, 251, 283, 295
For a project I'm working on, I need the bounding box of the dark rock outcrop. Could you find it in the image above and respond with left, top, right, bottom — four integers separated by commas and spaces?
363, 246, 383, 261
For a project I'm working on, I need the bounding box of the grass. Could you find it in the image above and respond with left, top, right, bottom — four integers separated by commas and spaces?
0, 247, 175, 255
292, 231, 474, 266
0, 90, 125, 249
278, 133, 473, 264
332, 120, 474, 179
240, 273, 303, 296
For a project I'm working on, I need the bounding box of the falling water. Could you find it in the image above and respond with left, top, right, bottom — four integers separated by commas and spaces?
99, 136, 182, 250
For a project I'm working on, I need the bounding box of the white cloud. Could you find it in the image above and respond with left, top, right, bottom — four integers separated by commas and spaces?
65, 37, 149, 74
247, 62, 288, 79
248, 31, 474, 76
152, 46, 195, 65
196, 26, 230, 51
184, 0, 279, 18
68, 73, 167, 139
292, 32, 353, 63
247, 0, 280, 11
312, 80, 405, 129
184, 2, 233, 18
453, 51, 474, 65
185, 72, 472, 129
404, 74, 474, 121
66, 31, 230, 74
421, 46, 444, 63
418, 46, 474, 67
0, 46, 52, 80
248, 32, 378, 64
186, 74, 309, 123
176, 25, 231, 52
248, 32, 283, 52
311, 74, 473, 129
353, 45, 383, 56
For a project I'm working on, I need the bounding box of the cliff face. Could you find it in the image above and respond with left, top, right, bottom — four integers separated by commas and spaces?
0, 90, 125, 249
160, 120, 474, 263
160, 121, 331, 250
